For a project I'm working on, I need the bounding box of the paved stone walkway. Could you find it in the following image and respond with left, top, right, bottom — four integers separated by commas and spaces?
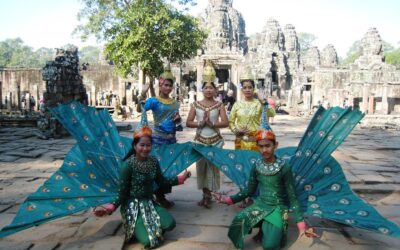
0, 114, 399, 249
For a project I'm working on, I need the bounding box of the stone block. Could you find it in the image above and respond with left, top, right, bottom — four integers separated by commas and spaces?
165, 224, 231, 244
344, 228, 400, 248
0, 155, 21, 162
60, 235, 124, 250
0, 240, 33, 250
30, 241, 60, 250
76, 213, 122, 238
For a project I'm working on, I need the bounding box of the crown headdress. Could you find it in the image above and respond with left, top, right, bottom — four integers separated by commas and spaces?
202, 60, 216, 83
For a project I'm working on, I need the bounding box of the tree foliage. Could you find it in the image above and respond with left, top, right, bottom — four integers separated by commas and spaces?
297, 32, 317, 54
0, 38, 55, 68
385, 49, 400, 68
342, 40, 398, 66
75, 0, 206, 78
79, 45, 102, 64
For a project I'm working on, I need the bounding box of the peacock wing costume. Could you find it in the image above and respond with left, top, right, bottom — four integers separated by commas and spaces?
1, 102, 399, 239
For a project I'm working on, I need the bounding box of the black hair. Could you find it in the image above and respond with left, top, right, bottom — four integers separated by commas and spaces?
256, 138, 277, 146
122, 136, 152, 161
240, 79, 255, 88
201, 81, 217, 89
163, 79, 173, 85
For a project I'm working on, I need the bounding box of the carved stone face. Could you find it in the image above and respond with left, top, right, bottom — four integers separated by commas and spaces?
361, 28, 383, 56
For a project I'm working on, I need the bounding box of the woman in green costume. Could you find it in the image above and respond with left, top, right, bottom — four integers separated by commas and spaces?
94, 125, 191, 249
214, 129, 317, 249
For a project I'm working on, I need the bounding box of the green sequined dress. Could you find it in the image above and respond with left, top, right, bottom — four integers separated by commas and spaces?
228, 157, 303, 249
113, 155, 179, 248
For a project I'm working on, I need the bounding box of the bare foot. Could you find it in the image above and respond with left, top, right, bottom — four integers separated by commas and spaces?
252, 230, 263, 242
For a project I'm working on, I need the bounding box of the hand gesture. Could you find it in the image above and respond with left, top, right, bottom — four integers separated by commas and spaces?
236, 128, 249, 136
297, 222, 319, 239
183, 170, 192, 181
140, 83, 151, 97
211, 192, 232, 205
173, 113, 182, 123
93, 204, 116, 217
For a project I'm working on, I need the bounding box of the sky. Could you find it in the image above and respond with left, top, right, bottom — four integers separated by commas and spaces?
0, 0, 399, 58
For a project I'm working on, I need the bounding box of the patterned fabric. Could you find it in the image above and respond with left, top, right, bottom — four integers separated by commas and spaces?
1, 102, 399, 241
192, 101, 224, 191
229, 99, 263, 134
144, 96, 180, 145
227, 159, 302, 249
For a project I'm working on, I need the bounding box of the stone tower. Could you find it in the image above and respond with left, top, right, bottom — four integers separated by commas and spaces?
195, 0, 247, 99
320, 44, 338, 68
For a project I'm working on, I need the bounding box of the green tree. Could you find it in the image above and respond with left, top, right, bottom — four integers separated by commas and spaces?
79, 46, 102, 64
385, 49, 400, 68
75, 0, 206, 79
32, 47, 55, 68
0, 38, 24, 67
0, 38, 55, 68
297, 32, 317, 54
342, 40, 396, 65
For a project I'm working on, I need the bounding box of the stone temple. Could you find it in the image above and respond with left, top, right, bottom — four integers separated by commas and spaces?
1, 0, 400, 124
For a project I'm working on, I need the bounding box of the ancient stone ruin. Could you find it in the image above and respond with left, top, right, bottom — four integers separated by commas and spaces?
37, 46, 88, 138
1, 0, 400, 128
42, 46, 87, 107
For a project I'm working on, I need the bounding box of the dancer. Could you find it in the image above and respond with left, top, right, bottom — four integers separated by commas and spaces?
213, 126, 318, 249
1, 103, 399, 241
228, 66, 268, 207
94, 121, 191, 248
186, 61, 228, 208
137, 66, 183, 208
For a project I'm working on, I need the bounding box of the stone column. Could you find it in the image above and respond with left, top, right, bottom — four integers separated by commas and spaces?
196, 61, 204, 100
381, 84, 389, 114
17, 85, 21, 111
303, 91, 312, 111
8, 92, 12, 110
91, 85, 96, 106
368, 95, 375, 114
0, 81, 2, 109
118, 78, 126, 105
361, 83, 370, 113
232, 63, 240, 101
33, 84, 38, 111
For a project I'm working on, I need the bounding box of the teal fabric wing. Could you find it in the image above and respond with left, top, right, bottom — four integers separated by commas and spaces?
191, 144, 259, 190
0, 102, 127, 238
0, 145, 116, 238
1, 102, 399, 239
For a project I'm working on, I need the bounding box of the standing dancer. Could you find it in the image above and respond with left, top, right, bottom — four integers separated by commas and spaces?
137, 66, 183, 208
186, 61, 228, 208
229, 66, 268, 207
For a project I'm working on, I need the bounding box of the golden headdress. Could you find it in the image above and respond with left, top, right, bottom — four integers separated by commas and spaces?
133, 126, 152, 139
255, 129, 276, 142
202, 60, 216, 83
159, 64, 175, 85
239, 66, 255, 83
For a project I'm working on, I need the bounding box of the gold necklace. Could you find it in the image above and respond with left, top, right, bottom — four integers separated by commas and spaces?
156, 96, 175, 105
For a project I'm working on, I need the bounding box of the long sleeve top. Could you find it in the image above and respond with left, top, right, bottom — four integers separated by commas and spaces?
230, 157, 304, 222
113, 156, 179, 207
228, 99, 262, 133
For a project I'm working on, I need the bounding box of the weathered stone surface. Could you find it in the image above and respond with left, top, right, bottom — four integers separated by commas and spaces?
0, 240, 33, 250
30, 241, 60, 250
320, 44, 338, 68
344, 228, 400, 248
0, 155, 21, 162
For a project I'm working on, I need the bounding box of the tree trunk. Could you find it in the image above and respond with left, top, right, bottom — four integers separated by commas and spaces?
149, 76, 156, 97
